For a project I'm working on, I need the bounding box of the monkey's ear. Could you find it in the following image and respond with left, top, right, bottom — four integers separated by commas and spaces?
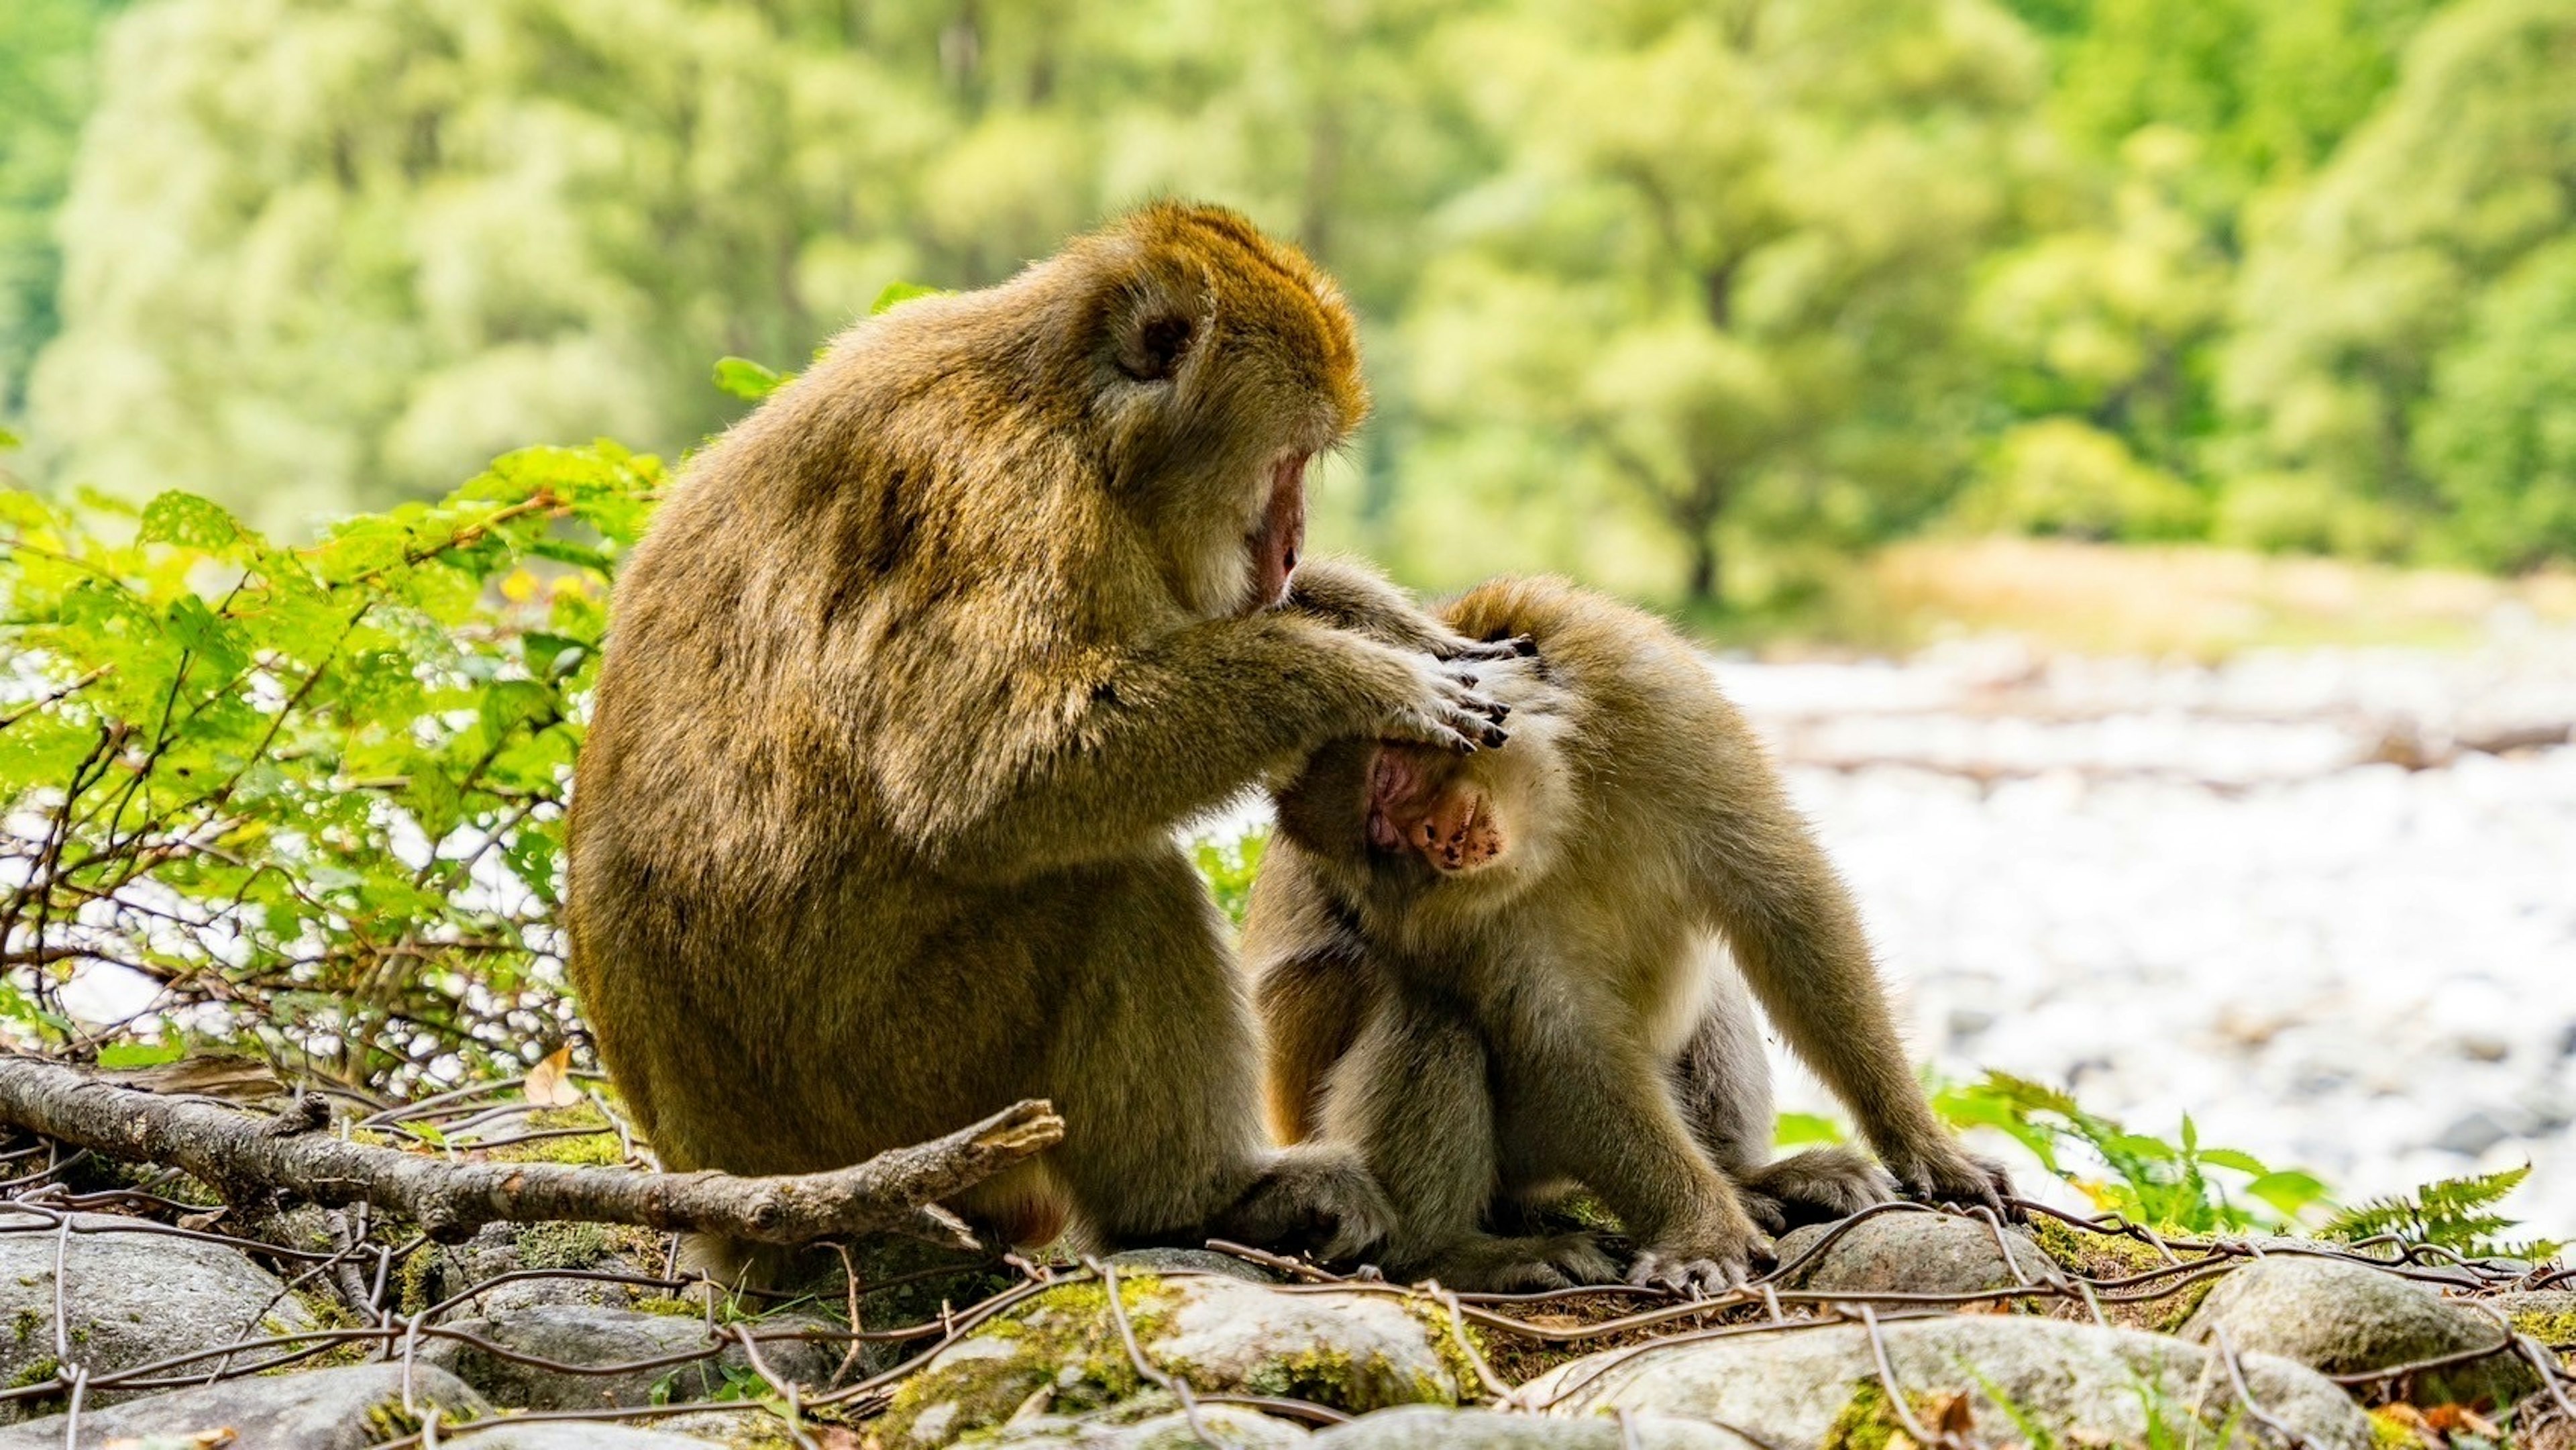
1114, 309, 1196, 382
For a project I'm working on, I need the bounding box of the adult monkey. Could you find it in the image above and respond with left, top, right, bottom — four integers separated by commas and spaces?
566, 204, 1511, 1274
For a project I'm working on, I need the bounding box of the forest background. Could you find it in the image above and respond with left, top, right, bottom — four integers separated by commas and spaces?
5, 0, 2575, 625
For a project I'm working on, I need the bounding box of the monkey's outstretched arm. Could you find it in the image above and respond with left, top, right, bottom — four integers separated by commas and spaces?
886, 615, 1505, 875
1287, 558, 1532, 662
1689, 784, 2010, 1212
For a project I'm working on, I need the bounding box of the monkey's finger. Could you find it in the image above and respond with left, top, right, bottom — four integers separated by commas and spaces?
1440, 633, 1538, 662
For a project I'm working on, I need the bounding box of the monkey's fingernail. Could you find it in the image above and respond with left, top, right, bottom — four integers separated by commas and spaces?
1514, 635, 1538, 655
1483, 725, 1509, 747
1489, 701, 1511, 720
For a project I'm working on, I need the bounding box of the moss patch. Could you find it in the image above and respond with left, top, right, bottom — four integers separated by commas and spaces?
2506, 1304, 2576, 1349
1823, 1380, 1907, 1450
1403, 1298, 1493, 1403
875, 1276, 1169, 1445
488, 1106, 625, 1166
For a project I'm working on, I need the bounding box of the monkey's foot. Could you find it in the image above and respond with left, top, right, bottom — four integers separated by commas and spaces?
1883, 1142, 2019, 1219
1735, 1145, 1898, 1233
1629, 1220, 1775, 1297
1218, 1145, 1395, 1263
1413, 1231, 1619, 1293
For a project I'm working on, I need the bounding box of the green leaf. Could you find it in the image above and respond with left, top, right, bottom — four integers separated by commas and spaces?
712, 356, 790, 402
138, 491, 246, 550
165, 595, 249, 678
2245, 1171, 2332, 1219
1773, 1112, 1846, 1147
2197, 1148, 2271, 1175
870, 280, 945, 315
97, 1041, 187, 1068
0, 427, 19, 450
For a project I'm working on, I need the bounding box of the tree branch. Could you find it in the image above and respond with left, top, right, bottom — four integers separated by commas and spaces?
0, 1055, 1062, 1248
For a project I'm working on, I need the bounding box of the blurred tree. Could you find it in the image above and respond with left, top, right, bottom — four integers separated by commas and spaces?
1398, 0, 2047, 607
2026, 0, 2440, 193
0, 0, 125, 419
25, 0, 1493, 537
2218, 0, 2576, 562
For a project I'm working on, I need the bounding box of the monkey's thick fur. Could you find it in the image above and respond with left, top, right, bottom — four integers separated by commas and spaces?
566, 204, 1517, 1273
1248, 577, 2011, 1294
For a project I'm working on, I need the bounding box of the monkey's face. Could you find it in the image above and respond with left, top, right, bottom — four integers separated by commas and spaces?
1366, 746, 1507, 876
1075, 205, 1369, 620
1275, 658, 1575, 913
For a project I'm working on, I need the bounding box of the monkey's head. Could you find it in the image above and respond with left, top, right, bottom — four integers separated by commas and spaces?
1053, 203, 1370, 619
1275, 658, 1576, 913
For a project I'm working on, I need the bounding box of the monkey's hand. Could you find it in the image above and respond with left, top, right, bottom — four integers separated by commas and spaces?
1430, 631, 1538, 664
1372, 650, 1511, 754
1882, 1139, 2018, 1219
1629, 1214, 1774, 1298
1218, 1144, 1395, 1263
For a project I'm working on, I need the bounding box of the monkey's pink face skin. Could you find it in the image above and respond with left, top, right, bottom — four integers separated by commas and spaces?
1366, 744, 1506, 875
1241, 451, 1309, 615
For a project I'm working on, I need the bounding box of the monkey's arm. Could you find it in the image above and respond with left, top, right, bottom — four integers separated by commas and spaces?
1287, 558, 1531, 662
1497, 1007, 1769, 1292
883, 615, 1505, 875
1688, 782, 2011, 1212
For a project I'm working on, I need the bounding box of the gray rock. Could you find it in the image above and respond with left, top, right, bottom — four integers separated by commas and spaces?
0, 1209, 319, 1423
1772, 1210, 2057, 1298
1525, 1316, 2371, 1450
424, 1221, 671, 1316
453, 1427, 718, 1449
630, 1406, 805, 1446
2431, 1110, 2514, 1157
980, 1404, 1311, 1447
419, 1304, 841, 1411
1103, 1248, 1282, 1284
877, 1274, 1458, 1444
0, 1362, 488, 1449
1313, 1406, 1752, 1448
2177, 1254, 2541, 1406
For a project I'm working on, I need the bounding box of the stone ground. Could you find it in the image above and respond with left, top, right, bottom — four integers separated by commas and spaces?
1717, 621, 2576, 1238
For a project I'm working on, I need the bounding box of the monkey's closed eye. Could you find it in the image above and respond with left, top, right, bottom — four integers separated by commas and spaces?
1120, 313, 1195, 381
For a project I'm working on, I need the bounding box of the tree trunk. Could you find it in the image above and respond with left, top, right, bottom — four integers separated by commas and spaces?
1686, 531, 1721, 607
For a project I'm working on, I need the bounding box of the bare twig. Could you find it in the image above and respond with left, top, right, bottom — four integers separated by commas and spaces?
0, 1055, 1059, 1246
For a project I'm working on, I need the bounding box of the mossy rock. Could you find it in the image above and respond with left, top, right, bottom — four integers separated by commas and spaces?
1525, 1315, 2372, 1450
879, 1274, 1460, 1446
2177, 1255, 2540, 1408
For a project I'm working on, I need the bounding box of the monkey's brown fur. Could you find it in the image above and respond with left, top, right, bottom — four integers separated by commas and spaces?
566, 204, 1517, 1272
1247, 576, 2010, 1293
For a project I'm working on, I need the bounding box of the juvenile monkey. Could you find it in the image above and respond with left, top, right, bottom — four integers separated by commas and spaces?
566, 203, 1520, 1274
1246, 576, 2011, 1294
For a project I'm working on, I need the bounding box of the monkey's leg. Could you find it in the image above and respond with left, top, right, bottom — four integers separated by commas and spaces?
1252, 945, 1372, 1145
1319, 1000, 1612, 1292
1671, 957, 1896, 1231
1497, 1017, 1769, 1295
1690, 789, 2014, 1212
1672, 954, 1778, 1179
1042, 855, 1390, 1261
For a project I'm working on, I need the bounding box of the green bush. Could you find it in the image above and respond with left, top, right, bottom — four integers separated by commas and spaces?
0, 439, 659, 1091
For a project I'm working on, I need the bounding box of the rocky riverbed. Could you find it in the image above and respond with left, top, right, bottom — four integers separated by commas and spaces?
1715, 623, 2576, 1238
